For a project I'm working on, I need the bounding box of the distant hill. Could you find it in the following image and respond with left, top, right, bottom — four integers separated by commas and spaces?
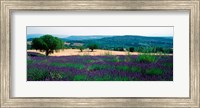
27, 34, 110, 41
62, 36, 112, 41
27, 34, 173, 50
27, 34, 69, 40
66, 35, 173, 49
27, 34, 43, 39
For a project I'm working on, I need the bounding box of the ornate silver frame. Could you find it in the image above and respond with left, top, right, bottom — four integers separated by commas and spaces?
0, 0, 199, 107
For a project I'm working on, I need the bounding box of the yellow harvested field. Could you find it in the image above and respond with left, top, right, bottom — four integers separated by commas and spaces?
27, 49, 140, 56
27, 49, 172, 56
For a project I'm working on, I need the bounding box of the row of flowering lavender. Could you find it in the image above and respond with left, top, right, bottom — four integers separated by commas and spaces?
27, 53, 173, 81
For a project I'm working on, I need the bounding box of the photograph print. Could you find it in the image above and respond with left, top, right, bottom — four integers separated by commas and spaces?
27, 26, 173, 81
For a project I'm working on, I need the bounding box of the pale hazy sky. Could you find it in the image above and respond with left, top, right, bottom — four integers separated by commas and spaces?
27, 27, 173, 37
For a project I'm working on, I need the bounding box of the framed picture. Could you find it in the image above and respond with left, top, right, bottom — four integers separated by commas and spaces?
0, 0, 199, 107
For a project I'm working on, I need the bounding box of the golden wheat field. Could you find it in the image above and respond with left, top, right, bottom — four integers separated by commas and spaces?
27, 49, 173, 56
27, 49, 140, 56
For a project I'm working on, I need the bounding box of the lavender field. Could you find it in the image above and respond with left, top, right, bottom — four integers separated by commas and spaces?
27, 52, 173, 81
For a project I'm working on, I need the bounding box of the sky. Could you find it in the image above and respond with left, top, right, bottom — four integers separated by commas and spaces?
27, 27, 173, 37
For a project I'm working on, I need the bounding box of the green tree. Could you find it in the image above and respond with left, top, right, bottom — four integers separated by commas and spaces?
79, 46, 85, 52
129, 47, 135, 52
31, 34, 64, 56
87, 43, 98, 52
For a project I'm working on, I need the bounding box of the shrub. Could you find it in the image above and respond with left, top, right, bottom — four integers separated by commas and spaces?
27, 60, 34, 64
125, 51, 132, 62
116, 65, 142, 73
87, 64, 109, 71
27, 68, 49, 81
129, 47, 135, 52
130, 67, 142, 73
114, 47, 124, 51
50, 72, 67, 80
136, 54, 158, 63
87, 43, 98, 52
114, 77, 129, 81
78, 46, 85, 52
163, 62, 173, 67
116, 65, 129, 72
73, 74, 87, 81
146, 68, 163, 75
113, 56, 120, 62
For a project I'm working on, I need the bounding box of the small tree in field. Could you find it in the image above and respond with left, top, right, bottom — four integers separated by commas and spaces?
31, 34, 64, 56
79, 46, 85, 52
87, 43, 98, 52
129, 47, 135, 52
